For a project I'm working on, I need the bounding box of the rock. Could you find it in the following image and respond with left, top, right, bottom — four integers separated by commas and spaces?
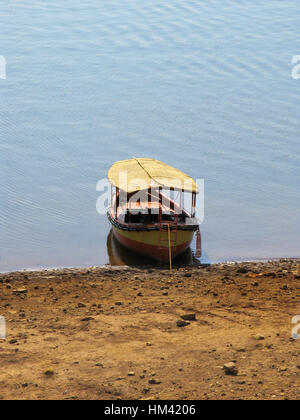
9, 339, 18, 345
254, 334, 265, 341
279, 366, 288, 372
177, 320, 190, 327
128, 372, 135, 376
115, 301, 122, 306
77, 303, 86, 308
181, 313, 196, 321
44, 369, 55, 377
223, 362, 238, 376
80, 317, 94, 322
13, 288, 28, 295
237, 267, 248, 274
149, 378, 161, 385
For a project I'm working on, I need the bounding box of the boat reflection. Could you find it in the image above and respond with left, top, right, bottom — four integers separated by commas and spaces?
107, 229, 199, 267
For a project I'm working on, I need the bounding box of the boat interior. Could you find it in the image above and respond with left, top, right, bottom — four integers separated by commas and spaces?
111, 188, 196, 227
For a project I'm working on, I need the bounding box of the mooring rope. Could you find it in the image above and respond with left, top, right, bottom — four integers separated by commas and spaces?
133, 157, 165, 189
168, 224, 172, 273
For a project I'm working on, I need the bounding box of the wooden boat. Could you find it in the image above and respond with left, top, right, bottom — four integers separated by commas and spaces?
106, 229, 194, 266
107, 158, 201, 263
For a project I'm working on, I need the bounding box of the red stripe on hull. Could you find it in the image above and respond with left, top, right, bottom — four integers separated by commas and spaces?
113, 229, 192, 262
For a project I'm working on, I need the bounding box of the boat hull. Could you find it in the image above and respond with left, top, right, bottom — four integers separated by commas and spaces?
112, 226, 194, 262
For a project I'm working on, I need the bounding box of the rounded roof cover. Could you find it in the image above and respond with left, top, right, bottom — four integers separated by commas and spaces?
108, 158, 199, 193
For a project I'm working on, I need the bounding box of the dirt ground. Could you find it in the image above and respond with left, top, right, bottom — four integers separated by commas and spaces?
0, 259, 299, 400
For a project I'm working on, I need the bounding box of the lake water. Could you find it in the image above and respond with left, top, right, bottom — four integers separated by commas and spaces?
0, 0, 299, 272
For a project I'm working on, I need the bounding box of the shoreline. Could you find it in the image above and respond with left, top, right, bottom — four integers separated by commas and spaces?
1, 257, 300, 276
0, 259, 299, 400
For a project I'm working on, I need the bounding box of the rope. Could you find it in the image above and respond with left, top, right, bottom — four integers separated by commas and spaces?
133, 157, 165, 189
168, 224, 172, 273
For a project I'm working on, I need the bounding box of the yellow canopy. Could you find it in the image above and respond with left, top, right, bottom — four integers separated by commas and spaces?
108, 158, 199, 194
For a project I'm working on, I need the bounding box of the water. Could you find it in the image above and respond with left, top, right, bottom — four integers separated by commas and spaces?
0, 0, 299, 272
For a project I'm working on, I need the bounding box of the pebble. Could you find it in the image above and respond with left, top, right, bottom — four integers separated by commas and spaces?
176, 320, 190, 327
254, 334, 265, 341
237, 267, 248, 274
44, 369, 55, 377
80, 317, 94, 322
13, 288, 28, 295
149, 378, 161, 385
181, 313, 196, 321
223, 362, 238, 376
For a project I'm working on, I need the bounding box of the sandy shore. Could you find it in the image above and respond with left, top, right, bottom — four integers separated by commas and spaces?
0, 259, 299, 400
